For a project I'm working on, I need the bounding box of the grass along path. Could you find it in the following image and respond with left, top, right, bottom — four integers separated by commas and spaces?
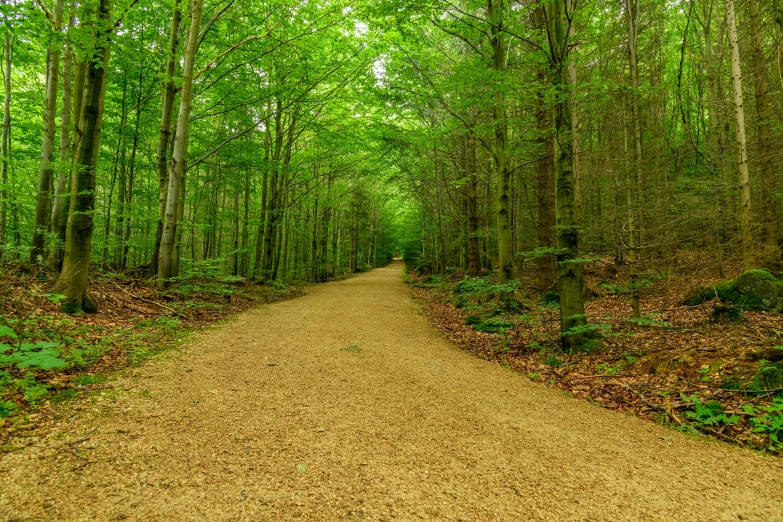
1, 261, 782, 521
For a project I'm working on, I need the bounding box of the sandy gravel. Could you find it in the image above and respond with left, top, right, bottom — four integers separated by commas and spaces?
1, 261, 783, 521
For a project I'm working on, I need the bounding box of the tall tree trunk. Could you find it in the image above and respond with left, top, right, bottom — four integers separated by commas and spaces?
0, 17, 11, 261
241, 165, 250, 276
262, 104, 285, 281
52, 0, 112, 313
152, 1, 183, 274
31, 0, 65, 263
534, 51, 556, 290
623, 99, 640, 319
625, 0, 642, 318
466, 134, 480, 277
157, 0, 204, 289
318, 173, 331, 282
488, 0, 513, 285
748, 0, 778, 268
700, 4, 727, 276
108, 71, 128, 266
252, 130, 270, 278
546, 0, 587, 349
726, 0, 754, 270
123, 68, 143, 269
47, 31, 73, 271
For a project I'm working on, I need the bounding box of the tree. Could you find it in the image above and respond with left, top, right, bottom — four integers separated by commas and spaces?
157, 0, 204, 288
52, 0, 113, 313
545, 0, 587, 349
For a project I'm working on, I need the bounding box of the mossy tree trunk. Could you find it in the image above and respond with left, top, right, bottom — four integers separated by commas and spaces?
488, 0, 513, 285
545, 0, 587, 349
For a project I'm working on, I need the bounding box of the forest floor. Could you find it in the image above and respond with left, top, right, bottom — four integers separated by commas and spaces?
2, 261, 783, 521
0, 264, 305, 432
409, 253, 783, 454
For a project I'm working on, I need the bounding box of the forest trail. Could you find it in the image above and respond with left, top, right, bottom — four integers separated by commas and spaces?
2, 261, 783, 522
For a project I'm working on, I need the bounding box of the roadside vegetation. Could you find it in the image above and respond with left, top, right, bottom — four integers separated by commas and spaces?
406, 254, 783, 454
0, 263, 305, 441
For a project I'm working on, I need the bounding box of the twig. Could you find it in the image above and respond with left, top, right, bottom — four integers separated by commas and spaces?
110, 281, 189, 319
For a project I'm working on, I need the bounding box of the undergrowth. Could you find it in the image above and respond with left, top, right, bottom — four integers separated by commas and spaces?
0, 266, 305, 428
408, 260, 783, 455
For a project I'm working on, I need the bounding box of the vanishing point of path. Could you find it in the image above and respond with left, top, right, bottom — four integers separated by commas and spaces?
2, 262, 782, 521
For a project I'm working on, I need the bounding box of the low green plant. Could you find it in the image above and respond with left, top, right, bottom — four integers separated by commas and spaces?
748, 398, 783, 452
680, 393, 739, 428
472, 320, 513, 334
0, 400, 17, 418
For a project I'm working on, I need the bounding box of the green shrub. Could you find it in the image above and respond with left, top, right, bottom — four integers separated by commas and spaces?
472, 320, 513, 333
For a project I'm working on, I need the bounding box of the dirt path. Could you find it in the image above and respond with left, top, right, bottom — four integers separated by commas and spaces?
2, 261, 782, 521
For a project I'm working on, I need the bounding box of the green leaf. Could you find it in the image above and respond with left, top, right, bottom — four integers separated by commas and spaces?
0, 326, 17, 339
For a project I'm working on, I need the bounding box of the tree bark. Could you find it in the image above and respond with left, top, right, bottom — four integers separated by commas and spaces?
748, 0, 778, 268
31, 0, 65, 263
157, 0, 204, 288
47, 29, 73, 271
0, 11, 11, 261
546, 0, 587, 349
726, 0, 754, 270
625, 0, 642, 318
488, 0, 513, 285
52, 0, 112, 313
152, 0, 183, 274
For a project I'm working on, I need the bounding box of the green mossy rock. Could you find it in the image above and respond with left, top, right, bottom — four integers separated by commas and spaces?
689, 269, 783, 313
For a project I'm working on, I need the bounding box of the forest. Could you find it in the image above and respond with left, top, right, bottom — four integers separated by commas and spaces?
2, 0, 783, 465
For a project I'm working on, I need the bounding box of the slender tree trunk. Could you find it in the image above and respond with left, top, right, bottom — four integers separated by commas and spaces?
47, 31, 73, 271
625, 0, 642, 318
318, 173, 331, 282
546, 0, 587, 349
748, 0, 778, 268
52, 0, 112, 313
158, 0, 204, 288
31, 0, 65, 263
0, 19, 11, 260
252, 131, 270, 278
623, 99, 640, 319
488, 0, 513, 285
726, 0, 754, 269
466, 134, 480, 277
241, 165, 250, 276
701, 5, 727, 276
123, 70, 143, 269
534, 46, 556, 290
108, 71, 128, 266
153, 1, 183, 274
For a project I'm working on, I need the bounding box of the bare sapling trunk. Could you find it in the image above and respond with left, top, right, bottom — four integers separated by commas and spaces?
31, 0, 65, 264
157, 0, 204, 289
52, 0, 112, 314
546, 0, 587, 349
726, 0, 754, 270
